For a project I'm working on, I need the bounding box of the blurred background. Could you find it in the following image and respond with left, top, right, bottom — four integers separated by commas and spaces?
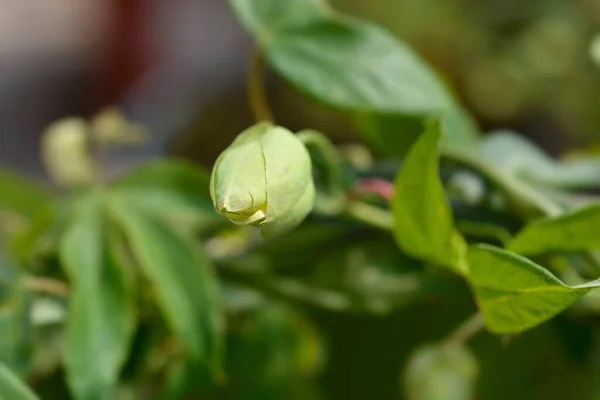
3, 0, 600, 178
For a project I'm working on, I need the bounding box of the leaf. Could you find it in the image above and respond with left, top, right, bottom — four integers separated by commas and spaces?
0, 363, 39, 400
391, 122, 466, 273
467, 244, 600, 333
108, 199, 223, 370
0, 168, 51, 217
508, 203, 600, 256
112, 159, 221, 234
108, 189, 220, 235
230, 0, 468, 114
355, 108, 478, 158
114, 158, 211, 199
60, 195, 135, 400
0, 258, 32, 375
403, 344, 478, 400
478, 131, 600, 189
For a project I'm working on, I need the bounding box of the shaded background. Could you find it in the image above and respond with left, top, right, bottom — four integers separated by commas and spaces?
2, 1, 600, 399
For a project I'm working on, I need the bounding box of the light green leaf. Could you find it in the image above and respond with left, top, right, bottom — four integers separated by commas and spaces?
403, 344, 478, 400
231, 0, 463, 115
60, 195, 135, 400
108, 200, 223, 369
508, 203, 600, 256
478, 131, 600, 189
391, 122, 466, 273
468, 244, 600, 333
0, 168, 51, 217
0, 363, 39, 400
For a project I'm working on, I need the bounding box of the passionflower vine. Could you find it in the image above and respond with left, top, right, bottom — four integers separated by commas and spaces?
210, 122, 315, 238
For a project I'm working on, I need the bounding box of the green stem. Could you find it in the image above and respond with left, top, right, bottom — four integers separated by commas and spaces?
441, 147, 562, 218
344, 201, 394, 231
248, 47, 273, 123
444, 312, 485, 347
297, 129, 348, 215
455, 219, 513, 247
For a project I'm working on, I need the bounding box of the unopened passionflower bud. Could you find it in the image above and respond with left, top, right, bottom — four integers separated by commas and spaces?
210, 122, 315, 238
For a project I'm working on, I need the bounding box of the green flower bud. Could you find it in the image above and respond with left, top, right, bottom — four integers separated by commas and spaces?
210, 122, 315, 238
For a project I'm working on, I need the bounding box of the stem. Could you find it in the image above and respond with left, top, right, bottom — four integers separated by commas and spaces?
444, 312, 485, 347
455, 219, 513, 247
344, 201, 394, 231
247, 47, 273, 123
441, 147, 562, 218
297, 130, 347, 214
24, 276, 70, 297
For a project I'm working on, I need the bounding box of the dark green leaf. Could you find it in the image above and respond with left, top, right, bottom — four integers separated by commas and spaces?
108, 199, 223, 371
0, 168, 51, 217
0, 363, 39, 400
230, 0, 475, 121
467, 244, 600, 333
403, 344, 478, 400
508, 203, 600, 256
60, 195, 135, 400
391, 122, 466, 273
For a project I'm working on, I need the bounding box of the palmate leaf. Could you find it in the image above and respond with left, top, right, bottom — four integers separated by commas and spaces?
60, 195, 135, 400
468, 245, 600, 334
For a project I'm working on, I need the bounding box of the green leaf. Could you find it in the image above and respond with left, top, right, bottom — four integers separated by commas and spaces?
391, 122, 466, 273
508, 203, 600, 256
0, 168, 51, 217
114, 158, 211, 199
355, 109, 478, 158
478, 131, 600, 189
112, 159, 221, 234
230, 0, 467, 114
467, 244, 600, 333
60, 195, 136, 400
403, 344, 478, 400
0, 258, 32, 376
354, 113, 424, 158
0, 363, 39, 400
108, 200, 223, 370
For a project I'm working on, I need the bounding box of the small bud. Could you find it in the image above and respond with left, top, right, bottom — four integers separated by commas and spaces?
42, 118, 96, 187
210, 123, 315, 238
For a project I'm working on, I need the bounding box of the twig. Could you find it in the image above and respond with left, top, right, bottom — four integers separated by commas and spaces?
344, 201, 394, 231
444, 312, 485, 347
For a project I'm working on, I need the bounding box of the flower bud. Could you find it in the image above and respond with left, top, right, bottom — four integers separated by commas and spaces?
210, 123, 315, 238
